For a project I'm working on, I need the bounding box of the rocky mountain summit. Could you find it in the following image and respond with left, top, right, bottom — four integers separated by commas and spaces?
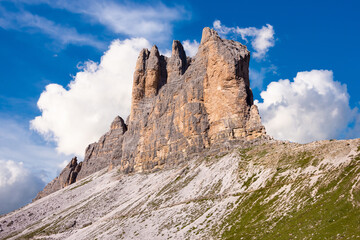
1, 27, 359, 240
35, 27, 267, 200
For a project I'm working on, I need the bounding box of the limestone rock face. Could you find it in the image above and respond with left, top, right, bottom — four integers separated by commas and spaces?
34, 157, 81, 200
36, 27, 267, 199
120, 27, 266, 173
76, 116, 127, 180
130, 46, 168, 121
167, 40, 187, 79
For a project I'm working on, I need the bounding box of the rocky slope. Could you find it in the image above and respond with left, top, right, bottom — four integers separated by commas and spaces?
2, 27, 359, 239
35, 27, 267, 199
34, 157, 82, 200
1, 139, 360, 239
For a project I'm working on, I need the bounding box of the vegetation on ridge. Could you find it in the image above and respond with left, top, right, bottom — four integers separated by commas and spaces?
1, 140, 360, 239
219, 144, 360, 239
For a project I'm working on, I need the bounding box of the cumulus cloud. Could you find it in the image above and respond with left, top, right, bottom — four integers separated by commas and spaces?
182, 40, 199, 57
0, 117, 69, 181
0, 7, 104, 49
213, 20, 275, 59
0, 117, 72, 214
256, 70, 358, 143
31, 38, 151, 157
0, 160, 45, 214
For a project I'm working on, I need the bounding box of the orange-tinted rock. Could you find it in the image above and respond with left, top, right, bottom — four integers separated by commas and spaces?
36, 27, 268, 200
120, 27, 267, 173
200, 27, 265, 142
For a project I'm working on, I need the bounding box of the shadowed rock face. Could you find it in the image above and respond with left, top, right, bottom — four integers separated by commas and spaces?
36, 27, 267, 199
76, 115, 127, 180
34, 157, 82, 200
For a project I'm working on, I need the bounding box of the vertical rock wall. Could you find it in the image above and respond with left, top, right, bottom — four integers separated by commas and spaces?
120, 27, 266, 173
36, 27, 267, 199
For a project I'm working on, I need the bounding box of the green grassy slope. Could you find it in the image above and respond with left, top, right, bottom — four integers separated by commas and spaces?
219, 145, 360, 240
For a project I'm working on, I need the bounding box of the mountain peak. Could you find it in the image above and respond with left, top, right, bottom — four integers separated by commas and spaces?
35, 28, 268, 199
200, 27, 220, 44
110, 116, 126, 132
167, 40, 187, 78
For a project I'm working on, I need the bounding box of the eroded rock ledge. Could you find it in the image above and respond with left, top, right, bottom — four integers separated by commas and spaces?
35, 157, 81, 200
35, 27, 268, 199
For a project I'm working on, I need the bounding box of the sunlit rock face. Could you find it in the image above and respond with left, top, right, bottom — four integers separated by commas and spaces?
36, 27, 268, 199
122, 27, 266, 173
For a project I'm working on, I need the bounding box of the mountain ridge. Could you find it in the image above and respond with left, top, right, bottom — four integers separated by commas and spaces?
1, 138, 359, 239
35, 27, 268, 200
1, 27, 359, 239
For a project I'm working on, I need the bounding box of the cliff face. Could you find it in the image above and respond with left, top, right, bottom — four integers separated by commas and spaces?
76, 116, 127, 180
34, 157, 81, 200
121, 27, 266, 173
35, 27, 267, 199
5, 29, 360, 240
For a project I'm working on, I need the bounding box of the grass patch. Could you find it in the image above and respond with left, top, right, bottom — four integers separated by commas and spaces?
69, 178, 93, 191
147, 198, 163, 209
257, 149, 268, 158
215, 153, 227, 159
219, 160, 360, 239
279, 151, 318, 168
242, 174, 257, 188
17, 223, 54, 239
237, 147, 253, 161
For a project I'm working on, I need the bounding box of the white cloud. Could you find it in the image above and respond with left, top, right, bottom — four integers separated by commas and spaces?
256, 70, 358, 143
182, 40, 199, 57
162, 49, 172, 58
0, 160, 45, 214
82, 2, 186, 42
0, 117, 69, 181
0, 117, 71, 214
10, 0, 187, 43
31, 38, 151, 157
250, 65, 277, 90
58, 160, 69, 170
0, 8, 104, 49
250, 68, 266, 90
213, 20, 275, 60
213, 20, 231, 35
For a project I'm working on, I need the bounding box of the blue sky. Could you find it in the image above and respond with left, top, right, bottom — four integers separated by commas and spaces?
0, 0, 359, 214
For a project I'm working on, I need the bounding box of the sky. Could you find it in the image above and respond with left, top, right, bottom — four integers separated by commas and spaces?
0, 0, 359, 214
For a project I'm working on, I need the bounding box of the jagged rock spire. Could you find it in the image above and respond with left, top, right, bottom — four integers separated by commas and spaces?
110, 115, 127, 133
36, 27, 268, 199
131, 48, 149, 105
167, 40, 187, 79
124, 26, 266, 172
200, 27, 221, 44
130, 45, 164, 121
145, 45, 161, 97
